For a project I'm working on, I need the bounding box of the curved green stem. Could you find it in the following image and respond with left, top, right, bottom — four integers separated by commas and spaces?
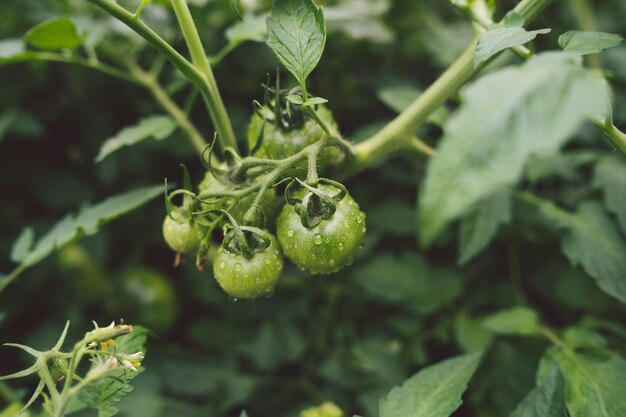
169, 0, 238, 153
85, 0, 202, 84
127, 62, 208, 154
349, 0, 554, 172
593, 118, 626, 155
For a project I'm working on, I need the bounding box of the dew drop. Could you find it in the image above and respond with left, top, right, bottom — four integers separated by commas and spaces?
329, 259, 335, 266
264, 258, 270, 265
356, 217, 362, 224
287, 229, 294, 237
314, 234, 323, 245
234, 263, 242, 272
338, 243, 344, 251
219, 261, 226, 269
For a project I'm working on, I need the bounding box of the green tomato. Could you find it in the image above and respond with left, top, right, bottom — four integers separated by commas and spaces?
247, 105, 340, 165
276, 184, 366, 275
55, 244, 108, 303
162, 208, 206, 254
114, 267, 178, 333
213, 234, 283, 299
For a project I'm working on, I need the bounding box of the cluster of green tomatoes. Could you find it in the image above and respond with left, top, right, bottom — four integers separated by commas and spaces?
162, 92, 366, 299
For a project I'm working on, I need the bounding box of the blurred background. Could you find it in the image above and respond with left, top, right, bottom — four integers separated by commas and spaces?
1, 0, 625, 416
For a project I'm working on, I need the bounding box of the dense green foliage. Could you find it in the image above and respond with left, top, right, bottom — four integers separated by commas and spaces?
1, 0, 625, 416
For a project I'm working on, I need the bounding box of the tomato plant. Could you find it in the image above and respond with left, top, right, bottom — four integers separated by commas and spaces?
1, 0, 626, 416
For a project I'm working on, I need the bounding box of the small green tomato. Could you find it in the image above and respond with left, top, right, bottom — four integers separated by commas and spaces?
277, 184, 366, 275
213, 234, 283, 299
162, 209, 206, 255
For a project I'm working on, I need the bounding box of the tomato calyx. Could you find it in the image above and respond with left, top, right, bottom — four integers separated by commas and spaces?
220, 210, 272, 259
285, 178, 348, 228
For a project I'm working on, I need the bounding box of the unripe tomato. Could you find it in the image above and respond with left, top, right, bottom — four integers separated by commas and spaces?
162, 208, 206, 254
213, 234, 283, 299
247, 106, 340, 166
112, 267, 178, 333
276, 184, 366, 275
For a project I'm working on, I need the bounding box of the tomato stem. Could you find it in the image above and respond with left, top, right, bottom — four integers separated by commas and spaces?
347, 0, 555, 172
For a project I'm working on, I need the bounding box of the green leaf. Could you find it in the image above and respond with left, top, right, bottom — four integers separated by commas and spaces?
349, 252, 462, 315
474, 26, 551, 68
594, 156, 626, 234
9, 227, 34, 263
481, 307, 540, 336
225, 13, 268, 44
23, 17, 83, 51
79, 328, 149, 417
558, 31, 624, 55
303, 97, 328, 106
454, 315, 493, 353
458, 188, 511, 265
557, 202, 626, 304
562, 327, 607, 350
418, 53, 610, 245
379, 352, 482, 417
510, 365, 566, 417
286, 94, 305, 105
80, 369, 143, 417
115, 326, 150, 354
324, 0, 393, 44
230, 0, 243, 20
95, 115, 177, 162
1, 185, 164, 292
556, 351, 626, 417
266, 0, 326, 89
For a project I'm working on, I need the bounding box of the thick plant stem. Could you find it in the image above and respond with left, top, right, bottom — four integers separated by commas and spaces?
350, 41, 478, 171
593, 118, 626, 156
170, 0, 238, 153
349, 0, 554, 172
128, 64, 208, 154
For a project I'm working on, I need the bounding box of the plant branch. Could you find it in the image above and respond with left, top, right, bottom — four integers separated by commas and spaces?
169, 0, 239, 153
85, 0, 203, 85
85, 0, 238, 153
348, 0, 555, 172
127, 62, 208, 154
593, 118, 626, 156
29, 52, 141, 85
